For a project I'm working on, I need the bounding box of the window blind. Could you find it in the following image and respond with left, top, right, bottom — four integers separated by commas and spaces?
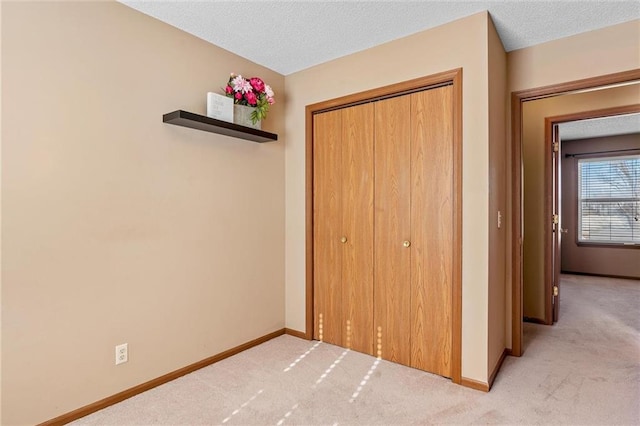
578, 155, 640, 244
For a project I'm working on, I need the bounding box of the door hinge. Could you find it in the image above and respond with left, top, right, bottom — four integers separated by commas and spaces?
553, 142, 559, 152
553, 214, 559, 225
553, 285, 559, 297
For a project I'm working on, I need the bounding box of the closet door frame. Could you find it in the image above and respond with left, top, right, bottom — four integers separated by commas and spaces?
305, 68, 463, 384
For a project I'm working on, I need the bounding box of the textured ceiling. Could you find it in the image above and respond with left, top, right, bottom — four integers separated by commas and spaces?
119, 1, 639, 75
559, 113, 640, 141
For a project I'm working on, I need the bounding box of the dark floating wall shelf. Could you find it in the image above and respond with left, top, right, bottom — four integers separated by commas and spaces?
163, 110, 278, 143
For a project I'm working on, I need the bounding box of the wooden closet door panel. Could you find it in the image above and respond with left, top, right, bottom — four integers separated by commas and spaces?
341, 103, 375, 355
410, 86, 453, 377
374, 95, 412, 365
313, 109, 343, 345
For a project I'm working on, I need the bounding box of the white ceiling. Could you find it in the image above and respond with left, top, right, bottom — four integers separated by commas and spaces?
120, 0, 639, 75
559, 113, 640, 141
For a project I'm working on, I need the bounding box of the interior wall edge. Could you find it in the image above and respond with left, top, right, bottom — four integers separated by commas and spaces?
486, 11, 508, 379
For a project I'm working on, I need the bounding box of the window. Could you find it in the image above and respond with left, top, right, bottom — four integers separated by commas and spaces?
578, 155, 640, 244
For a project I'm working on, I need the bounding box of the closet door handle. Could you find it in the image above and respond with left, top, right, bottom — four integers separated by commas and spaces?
403, 240, 411, 248
341, 236, 348, 243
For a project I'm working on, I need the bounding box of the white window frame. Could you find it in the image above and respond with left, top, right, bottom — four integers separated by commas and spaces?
577, 154, 639, 246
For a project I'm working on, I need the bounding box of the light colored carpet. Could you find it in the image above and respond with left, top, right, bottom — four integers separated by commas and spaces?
72, 274, 640, 425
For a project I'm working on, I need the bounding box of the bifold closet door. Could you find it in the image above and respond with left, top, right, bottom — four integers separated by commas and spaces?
409, 85, 453, 378
374, 95, 412, 365
314, 85, 453, 375
314, 104, 374, 355
341, 103, 375, 355
313, 109, 343, 346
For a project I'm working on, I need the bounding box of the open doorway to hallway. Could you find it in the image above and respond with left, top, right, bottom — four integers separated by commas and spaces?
521, 85, 639, 328
511, 70, 640, 356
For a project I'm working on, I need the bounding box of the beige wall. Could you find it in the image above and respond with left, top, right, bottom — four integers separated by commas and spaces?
285, 12, 494, 383
521, 85, 640, 320
561, 134, 640, 278
487, 18, 507, 376
508, 20, 640, 93
1, 2, 285, 424
505, 20, 640, 341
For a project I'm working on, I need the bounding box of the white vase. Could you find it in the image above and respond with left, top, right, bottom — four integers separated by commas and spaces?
234, 105, 261, 130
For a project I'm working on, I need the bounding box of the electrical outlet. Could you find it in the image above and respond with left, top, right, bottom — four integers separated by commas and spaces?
115, 343, 128, 365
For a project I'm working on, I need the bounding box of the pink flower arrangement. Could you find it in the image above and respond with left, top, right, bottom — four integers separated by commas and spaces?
225, 73, 275, 124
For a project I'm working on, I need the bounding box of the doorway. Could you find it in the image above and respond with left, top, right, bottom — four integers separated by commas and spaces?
510, 69, 640, 356
546, 107, 640, 324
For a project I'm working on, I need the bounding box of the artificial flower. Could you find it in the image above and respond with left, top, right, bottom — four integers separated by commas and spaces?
231, 75, 252, 94
224, 73, 275, 124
